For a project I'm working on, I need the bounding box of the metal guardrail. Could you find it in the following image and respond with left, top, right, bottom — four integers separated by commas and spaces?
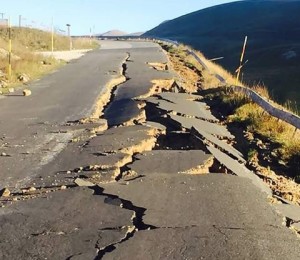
155, 38, 300, 130
233, 85, 300, 130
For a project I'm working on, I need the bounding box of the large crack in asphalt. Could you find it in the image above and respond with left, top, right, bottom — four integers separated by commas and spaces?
92, 186, 157, 259
81, 53, 130, 124
102, 52, 131, 117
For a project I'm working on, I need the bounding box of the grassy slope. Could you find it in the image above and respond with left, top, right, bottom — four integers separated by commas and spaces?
144, 0, 300, 108
0, 27, 99, 87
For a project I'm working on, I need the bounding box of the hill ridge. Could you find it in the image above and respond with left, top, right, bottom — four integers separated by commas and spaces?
144, 0, 300, 107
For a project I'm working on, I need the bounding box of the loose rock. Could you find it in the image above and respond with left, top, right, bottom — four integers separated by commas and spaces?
0, 188, 10, 197
74, 178, 95, 187
18, 73, 30, 83
23, 89, 32, 96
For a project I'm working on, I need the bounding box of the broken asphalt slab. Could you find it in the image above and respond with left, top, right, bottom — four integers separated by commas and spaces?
0, 187, 134, 260
128, 150, 213, 175
85, 125, 157, 154
143, 121, 167, 132
147, 97, 218, 122
157, 92, 203, 102
170, 114, 234, 139
191, 126, 246, 163
104, 44, 175, 127
275, 203, 300, 224
207, 145, 272, 196
24, 125, 158, 188
112, 47, 174, 101
101, 174, 300, 259
104, 99, 143, 127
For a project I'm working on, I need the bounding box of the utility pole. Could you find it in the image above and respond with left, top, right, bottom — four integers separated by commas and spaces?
89, 27, 92, 44
8, 16, 12, 80
51, 17, 54, 53
0, 13, 4, 19
66, 24, 72, 50
19, 15, 22, 27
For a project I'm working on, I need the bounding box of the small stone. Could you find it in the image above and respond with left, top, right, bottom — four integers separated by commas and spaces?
74, 178, 95, 187
60, 185, 67, 190
23, 89, 32, 96
66, 170, 72, 174
1, 152, 7, 157
0, 188, 10, 197
28, 187, 36, 192
8, 88, 14, 93
12, 197, 18, 201
18, 73, 30, 83
278, 160, 286, 166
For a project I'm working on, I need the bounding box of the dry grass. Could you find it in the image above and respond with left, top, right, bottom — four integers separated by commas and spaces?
160, 43, 201, 92
0, 27, 99, 91
192, 50, 243, 87
0, 27, 99, 51
251, 84, 270, 99
160, 42, 242, 90
0, 37, 61, 87
229, 101, 300, 166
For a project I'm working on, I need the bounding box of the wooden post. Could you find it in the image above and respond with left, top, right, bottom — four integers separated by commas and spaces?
293, 127, 298, 138
236, 36, 248, 85
51, 17, 54, 53
8, 16, 12, 81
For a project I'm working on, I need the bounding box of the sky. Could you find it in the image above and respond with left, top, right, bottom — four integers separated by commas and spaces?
1, 0, 238, 35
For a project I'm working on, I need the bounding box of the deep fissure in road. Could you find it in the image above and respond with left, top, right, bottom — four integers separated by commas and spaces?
93, 186, 158, 259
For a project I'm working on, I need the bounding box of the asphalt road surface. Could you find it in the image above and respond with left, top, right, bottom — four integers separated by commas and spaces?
0, 41, 299, 260
0, 41, 135, 187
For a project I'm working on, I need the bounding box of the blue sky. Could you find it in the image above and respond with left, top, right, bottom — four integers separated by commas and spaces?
1, 0, 237, 35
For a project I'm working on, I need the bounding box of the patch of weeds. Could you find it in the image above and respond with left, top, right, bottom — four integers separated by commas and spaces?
247, 148, 258, 162
184, 61, 195, 70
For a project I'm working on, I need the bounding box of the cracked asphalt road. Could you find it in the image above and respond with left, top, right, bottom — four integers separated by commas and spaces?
0, 41, 130, 187
0, 41, 300, 260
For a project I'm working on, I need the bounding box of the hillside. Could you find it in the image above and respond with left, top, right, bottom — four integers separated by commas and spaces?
144, 0, 300, 109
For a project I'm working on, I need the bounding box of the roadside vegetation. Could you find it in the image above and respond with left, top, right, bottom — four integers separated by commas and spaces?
0, 27, 99, 92
161, 42, 300, 204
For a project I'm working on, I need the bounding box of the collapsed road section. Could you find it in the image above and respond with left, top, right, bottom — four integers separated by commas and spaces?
0, 41, 300, 260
